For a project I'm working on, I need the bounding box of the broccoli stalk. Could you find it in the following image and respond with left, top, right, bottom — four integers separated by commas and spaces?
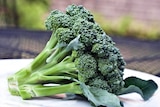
8, 35, 80, 96
19, 82, 82, 100
8, 32, 58, 88
8, 4, 158, 107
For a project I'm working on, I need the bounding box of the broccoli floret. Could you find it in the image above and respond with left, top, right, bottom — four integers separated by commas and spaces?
45, 10, 72, 31
66, 4, 94, 22
88, 76, 112, 92
8, 4, 157, 107
75, 53, 97, 83
105, 69, 125, 94
72, 19, 96, 47
97, 58, 115, 75
55, 28, 75, 44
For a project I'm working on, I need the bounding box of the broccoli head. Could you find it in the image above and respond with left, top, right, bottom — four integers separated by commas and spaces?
8, 4, 157, 107
8, 3, 126, 101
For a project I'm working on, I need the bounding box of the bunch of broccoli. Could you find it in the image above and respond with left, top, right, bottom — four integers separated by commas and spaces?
8, 5, 157, 107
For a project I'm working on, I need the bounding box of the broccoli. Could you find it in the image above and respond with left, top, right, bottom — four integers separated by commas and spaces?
8, 4, 158, 107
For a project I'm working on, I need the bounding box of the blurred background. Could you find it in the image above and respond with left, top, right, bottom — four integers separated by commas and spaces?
0, 0, 160, 76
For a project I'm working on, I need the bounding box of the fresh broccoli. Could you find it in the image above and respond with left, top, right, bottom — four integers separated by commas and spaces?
8, 4, 158, 107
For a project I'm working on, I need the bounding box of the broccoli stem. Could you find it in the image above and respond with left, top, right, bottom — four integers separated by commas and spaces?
8, 76, 21, 96
10, 32, 58, 80
8, 67, 32, 96
8, 60, 78, 96
27, 62, 78, 83
8, 48, 53, 90
8, 49, 51, 88
19, 82, 82, 100
45, 35, 80, 69
41, 48, 71, 71
8, 30, 81, 98
25, 75, 75, 84
30, 32, 58, 70
8, 33, 58, 95
41, 62, 76, 75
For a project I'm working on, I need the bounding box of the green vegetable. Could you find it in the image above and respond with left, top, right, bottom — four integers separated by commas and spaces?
8, 4, 158, 107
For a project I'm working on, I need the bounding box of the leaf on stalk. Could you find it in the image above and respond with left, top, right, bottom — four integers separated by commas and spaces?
119, 76, 158, 100
80, 83, 122, 107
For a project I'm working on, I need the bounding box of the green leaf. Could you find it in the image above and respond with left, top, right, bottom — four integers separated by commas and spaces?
119, 76, 158, 100
80, 83, 122, 107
